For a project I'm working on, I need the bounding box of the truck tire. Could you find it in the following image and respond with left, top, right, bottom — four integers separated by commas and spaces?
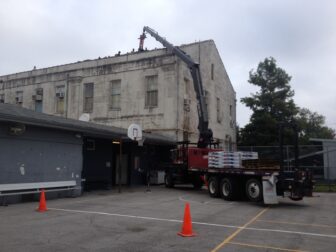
208, 176, 219, 198
164, 173, 174, 188
220, 177, 236, 201
289, 189, 303, 201
246, 178, 263, 202
289, 196, 303, 201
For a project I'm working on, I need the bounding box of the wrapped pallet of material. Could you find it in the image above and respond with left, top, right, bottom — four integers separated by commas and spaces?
208, 151, 242, 168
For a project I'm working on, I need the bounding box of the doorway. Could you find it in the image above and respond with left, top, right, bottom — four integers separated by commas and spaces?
82, 138, 114, 190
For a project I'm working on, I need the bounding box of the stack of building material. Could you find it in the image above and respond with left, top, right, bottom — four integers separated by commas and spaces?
208, 151, 242, 168
208, 151, 259, 168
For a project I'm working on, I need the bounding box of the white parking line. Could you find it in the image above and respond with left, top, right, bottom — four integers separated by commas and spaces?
178, 195, 234, 205
49, 207, 336, 239
204, 199, 234, 205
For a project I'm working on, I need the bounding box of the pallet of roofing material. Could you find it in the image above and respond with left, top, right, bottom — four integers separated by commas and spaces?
208, 151, 242, 168
210, 151, 241, 156
208, 161, 241, 168
208, 151, 241, 157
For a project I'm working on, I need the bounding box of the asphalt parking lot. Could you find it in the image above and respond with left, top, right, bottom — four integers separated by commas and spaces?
1, 186, 336, 252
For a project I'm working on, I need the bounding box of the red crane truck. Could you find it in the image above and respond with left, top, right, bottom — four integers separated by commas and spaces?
140, 26, 313, 204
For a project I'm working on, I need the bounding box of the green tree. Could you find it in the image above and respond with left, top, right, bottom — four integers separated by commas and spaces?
240, 57, 298, 146
296, 108, 335, 144
240, 57, 335, 146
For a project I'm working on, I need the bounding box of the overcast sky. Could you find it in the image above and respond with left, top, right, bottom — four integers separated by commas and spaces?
1, 0, 335, 130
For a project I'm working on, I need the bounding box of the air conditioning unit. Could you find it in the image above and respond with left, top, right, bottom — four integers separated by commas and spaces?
32, 94, 43, 101
56, 92, 65, 98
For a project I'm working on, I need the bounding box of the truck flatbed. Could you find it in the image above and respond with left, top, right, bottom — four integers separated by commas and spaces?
189, 167, 279, 177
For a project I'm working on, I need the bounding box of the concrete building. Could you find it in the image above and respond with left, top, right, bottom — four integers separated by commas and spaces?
0, 40, 236, 149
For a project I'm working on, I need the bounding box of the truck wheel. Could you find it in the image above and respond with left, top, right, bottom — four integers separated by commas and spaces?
208, 177, 219, 198
164, 173, 174, 188
289, 189, 303, 201
220, 178, 236, 201
246, 178, 263, 202
192, 176, 203, 190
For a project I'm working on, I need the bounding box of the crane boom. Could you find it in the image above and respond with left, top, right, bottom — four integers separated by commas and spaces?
141, 26, 213, 147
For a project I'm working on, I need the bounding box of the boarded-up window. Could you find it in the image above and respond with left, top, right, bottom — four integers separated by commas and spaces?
83, 83, 94, 113
110, 80, 121, 109
56, 85, 65, 113
145, 75, 158, 107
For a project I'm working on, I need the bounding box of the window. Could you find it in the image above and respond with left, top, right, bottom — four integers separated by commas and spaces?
145, 75, 158, 107
211, 64, 214, 80
33, 88, 43, 113
35, 101, 43, 113
216, 97, 222, 123
15, 91, 23, 106
0, 94, 4, 103
183, 131, 189, 141
110, 80, 121, 109
56, 85, 65, 114
83, 83, 94, 113
230, 104, 232, 117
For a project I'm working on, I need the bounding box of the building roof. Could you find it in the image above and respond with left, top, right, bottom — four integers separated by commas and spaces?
0, 103, 175, 145
0, 40, 214, 80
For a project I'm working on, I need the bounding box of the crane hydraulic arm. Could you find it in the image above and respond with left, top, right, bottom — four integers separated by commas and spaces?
140, 26, 213, 148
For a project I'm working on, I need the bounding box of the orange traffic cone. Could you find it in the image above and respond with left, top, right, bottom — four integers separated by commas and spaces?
178, 203, 196, 237
37, 189, 47, 212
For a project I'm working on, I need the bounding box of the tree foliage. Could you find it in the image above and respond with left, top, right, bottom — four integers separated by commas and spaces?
296, 108, 335, 144
239, 57, 335, 146
239, 57, 297, 145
